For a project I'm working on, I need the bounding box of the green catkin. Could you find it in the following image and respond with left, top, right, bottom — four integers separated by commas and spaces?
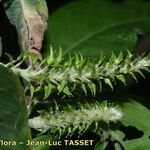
1, 49, 150, 98
1, 49, 149, 137
28, 101, 123, 137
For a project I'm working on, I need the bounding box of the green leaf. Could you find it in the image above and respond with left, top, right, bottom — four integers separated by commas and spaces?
45, 0, 150, 58
94, 141, 107, 150
2, 0, 48, 52
0, 65, 31, 150
121, 99, 150, 136
120, 99, 150, 150
124, 137, 150, 150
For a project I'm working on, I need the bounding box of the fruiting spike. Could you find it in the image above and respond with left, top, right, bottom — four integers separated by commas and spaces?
29, 101, 123, 137
1, 49, 150, 99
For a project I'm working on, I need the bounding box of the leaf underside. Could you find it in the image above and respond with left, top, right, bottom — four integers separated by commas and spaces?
3, 0, 48, 52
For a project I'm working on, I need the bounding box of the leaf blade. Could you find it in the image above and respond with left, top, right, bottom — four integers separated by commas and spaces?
0, 65, 31, 150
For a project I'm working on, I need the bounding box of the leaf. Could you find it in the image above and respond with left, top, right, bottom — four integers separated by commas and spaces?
94, 141, 107, 150
45, 0, 150, 58
121, 99, 150, 136
0, 65, 31, 150
119, 99, 150, 150
123, 137, 150, 150
3, 0, 48, 52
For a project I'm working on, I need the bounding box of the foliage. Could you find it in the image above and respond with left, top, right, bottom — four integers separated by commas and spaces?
45, 0, 150, 58
0, 65, 31, 150
121, 99, 150, 150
